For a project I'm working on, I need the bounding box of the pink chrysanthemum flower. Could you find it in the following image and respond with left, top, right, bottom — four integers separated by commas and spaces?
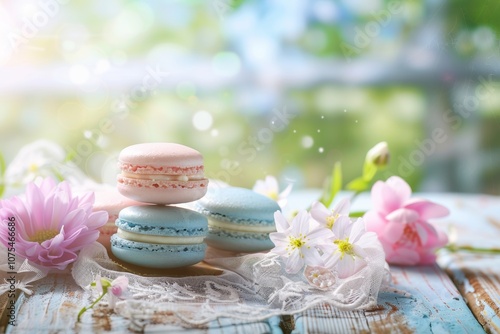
0, 178, 108, 270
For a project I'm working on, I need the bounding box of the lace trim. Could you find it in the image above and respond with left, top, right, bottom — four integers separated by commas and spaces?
70, 243, 389, 327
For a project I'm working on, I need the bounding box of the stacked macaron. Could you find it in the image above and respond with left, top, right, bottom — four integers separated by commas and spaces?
110, 143, 210, 268
194, 187, 280, 253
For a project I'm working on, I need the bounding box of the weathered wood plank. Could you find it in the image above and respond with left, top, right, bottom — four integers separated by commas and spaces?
434, 194, 500, 333
6, 274, 130, 334
140, 315, 283, 333
6, 273, 284, 333
293, 264, 484, 333
0, 288, 19, 332
444, 256, 500, 334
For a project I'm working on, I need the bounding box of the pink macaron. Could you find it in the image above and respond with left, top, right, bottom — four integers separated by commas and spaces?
117, 143, 209, 204
93, 188, 146, 250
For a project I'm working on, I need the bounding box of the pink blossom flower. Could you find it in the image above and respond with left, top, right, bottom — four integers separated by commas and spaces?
78, 275, 129, 321
364, 176, 449, 265
0, 178, 108, 270
95, 275, 129, 309
253, 176, 293, 208
270, 210, 334, 274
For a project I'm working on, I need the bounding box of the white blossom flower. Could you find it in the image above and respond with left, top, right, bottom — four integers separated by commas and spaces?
4, 140, 66, 187
270, 210, 334, 274
311, 198, 350, 230
3, 140, 100, 197
323, 217, 383, 279
253, 176, 293, 208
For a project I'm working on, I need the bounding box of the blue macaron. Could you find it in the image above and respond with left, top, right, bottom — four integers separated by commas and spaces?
111, 205, 208, 268
194, 187, 280, 252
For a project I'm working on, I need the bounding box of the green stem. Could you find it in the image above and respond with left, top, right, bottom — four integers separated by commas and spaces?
349, 210, 366, 218
77, 292, 107, 322
444, 244, 500, 254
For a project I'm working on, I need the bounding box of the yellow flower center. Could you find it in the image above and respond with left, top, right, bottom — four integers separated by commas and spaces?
326, 212, 340, 229
289, 236, 305, 249
30, 229, 59, 243
267, 190, 278, 201
334, 238, 355, 259
29, 163, 39, 173
286, 234, 309, 258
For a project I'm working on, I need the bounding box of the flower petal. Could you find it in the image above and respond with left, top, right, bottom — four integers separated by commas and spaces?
333, 198, 350, 216
273, 211, 290, 233
383, 222, 405, 241
371, 180, 401, 215
385, 246, 420, 265
363, 211, 387, 234
405, 199, 450, 220
386, 176, 412, 203
279, 183, 293, 200
310, 201, 330, 226
285, 251, 304, 274
386, 208, 419, 224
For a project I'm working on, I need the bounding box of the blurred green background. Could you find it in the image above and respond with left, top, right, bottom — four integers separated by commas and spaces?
0, 0, 499, 194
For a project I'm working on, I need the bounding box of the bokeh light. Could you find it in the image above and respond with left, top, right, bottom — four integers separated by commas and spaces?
192, 111, 213, 131
0, 0, 499, 194
212, 52, 241, 77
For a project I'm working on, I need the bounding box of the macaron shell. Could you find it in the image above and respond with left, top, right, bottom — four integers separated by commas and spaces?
118, 143, 204, 170
195, 187, 280, 225
111, 235, 206, 268
117, 181, 208, 204
117, 205, 208, 237
205, 229, 275, 252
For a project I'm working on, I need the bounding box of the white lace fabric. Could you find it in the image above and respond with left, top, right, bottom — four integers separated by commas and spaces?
70, 243, 388, 327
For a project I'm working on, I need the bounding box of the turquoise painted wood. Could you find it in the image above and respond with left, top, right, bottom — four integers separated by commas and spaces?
294, 265, 485, 333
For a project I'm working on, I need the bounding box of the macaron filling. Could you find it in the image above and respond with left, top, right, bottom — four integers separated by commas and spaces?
207, 217, 276, 233
120, 171, 206, 182
118, 163, 204, 176
117, 176, 208, 189
116, 229, 205, 245
111, 235, 206, 253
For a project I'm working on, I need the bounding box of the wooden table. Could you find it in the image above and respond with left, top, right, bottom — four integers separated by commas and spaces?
1, 193, 499, 333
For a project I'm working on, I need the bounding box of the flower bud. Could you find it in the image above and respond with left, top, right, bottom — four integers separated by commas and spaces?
366, 142, 390, 167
